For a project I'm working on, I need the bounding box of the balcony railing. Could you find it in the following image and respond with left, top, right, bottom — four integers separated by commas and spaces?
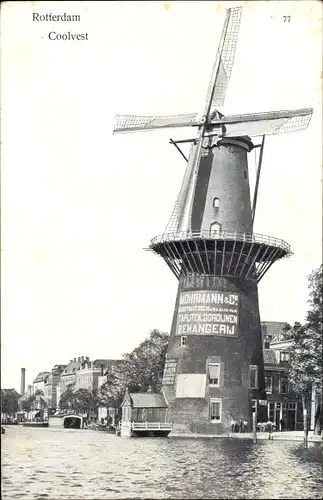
150, 230, 291, 254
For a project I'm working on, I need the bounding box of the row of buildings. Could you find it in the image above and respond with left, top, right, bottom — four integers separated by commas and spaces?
20, 356, 120, 414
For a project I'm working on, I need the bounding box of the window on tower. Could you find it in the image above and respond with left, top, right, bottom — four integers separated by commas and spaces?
210, 222, 222, 234
208, 363, 220, 387
213, 197, 220, 209
179, 336, 187, 347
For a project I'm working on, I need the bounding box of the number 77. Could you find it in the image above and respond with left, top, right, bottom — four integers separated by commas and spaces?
283, 16, 291, 22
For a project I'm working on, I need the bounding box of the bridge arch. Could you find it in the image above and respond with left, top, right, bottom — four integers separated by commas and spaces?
63, 415, 84, 429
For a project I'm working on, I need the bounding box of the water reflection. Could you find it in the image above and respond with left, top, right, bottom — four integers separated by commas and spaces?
2, 427, 322, 499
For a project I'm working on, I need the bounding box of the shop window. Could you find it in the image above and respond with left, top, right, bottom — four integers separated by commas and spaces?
208, 363, 220, 387
209, 398, 222, 422
249, 365, 258, 389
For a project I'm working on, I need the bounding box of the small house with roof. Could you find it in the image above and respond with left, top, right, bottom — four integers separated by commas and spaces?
120, 390, 171, 437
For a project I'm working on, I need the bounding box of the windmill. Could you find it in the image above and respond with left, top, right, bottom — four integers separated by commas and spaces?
113, 6, 313, 435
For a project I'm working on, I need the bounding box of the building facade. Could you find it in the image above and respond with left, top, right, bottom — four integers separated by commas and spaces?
75, 359, 118, 391
262, 321, 313, 431
56, 357, 89, 408
44, 364, 66, 411
97, 361, 122, 424
33, 372, 50, 395
263, 347, 302, 430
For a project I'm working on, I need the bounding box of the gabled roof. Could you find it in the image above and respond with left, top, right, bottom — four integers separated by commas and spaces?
52, 364, 67, 373
270, 337, 293, 347
129, 392, 168, 408
1, 388, 21, 398
33, 372, 50, 383
263, 349, 277, 365
79, 359, 121, 370
261, 321, 289, 341
62, 360, 83, 375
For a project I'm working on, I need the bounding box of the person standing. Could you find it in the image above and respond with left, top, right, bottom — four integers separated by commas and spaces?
230, 419, 236, 433
239, 417, 243, 433
243, 418, 248, 433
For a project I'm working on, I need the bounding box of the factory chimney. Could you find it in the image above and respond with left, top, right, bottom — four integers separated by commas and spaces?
20, 368, 26, 396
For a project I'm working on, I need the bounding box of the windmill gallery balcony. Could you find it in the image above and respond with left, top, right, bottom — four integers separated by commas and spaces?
148, 230, 291, 282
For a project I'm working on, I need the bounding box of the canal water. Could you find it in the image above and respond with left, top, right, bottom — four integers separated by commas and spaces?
2, 426, 322, 499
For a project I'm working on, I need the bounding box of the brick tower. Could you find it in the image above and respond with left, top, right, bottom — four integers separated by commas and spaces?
113, 6, 313, 435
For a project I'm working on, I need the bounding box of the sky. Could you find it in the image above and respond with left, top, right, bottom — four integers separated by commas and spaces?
1, 0, 322, 392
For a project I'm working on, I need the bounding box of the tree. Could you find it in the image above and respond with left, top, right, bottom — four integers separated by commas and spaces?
59, 385, 100, 418
20, 395, 35, 413
286, 265, 322, 436
118, 329, 169, 393
19, 390, 47, 416
59, 384, 76, 411
34, 389, 47, 410
73, 389, 100, 417
98, 372, 125, 424
1, 390, 19, 417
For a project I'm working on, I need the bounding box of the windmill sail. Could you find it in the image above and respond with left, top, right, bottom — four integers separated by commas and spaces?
113, 113, 198, 133
164, 143, 197, 233
204, 6, 242, 113
207, 108, 313, 137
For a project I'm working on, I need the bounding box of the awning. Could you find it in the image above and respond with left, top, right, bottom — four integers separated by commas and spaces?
209, 364, 220, 379
29, 410, 41, 419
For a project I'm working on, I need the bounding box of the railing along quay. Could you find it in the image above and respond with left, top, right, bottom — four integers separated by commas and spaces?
131, 422, 172, 431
